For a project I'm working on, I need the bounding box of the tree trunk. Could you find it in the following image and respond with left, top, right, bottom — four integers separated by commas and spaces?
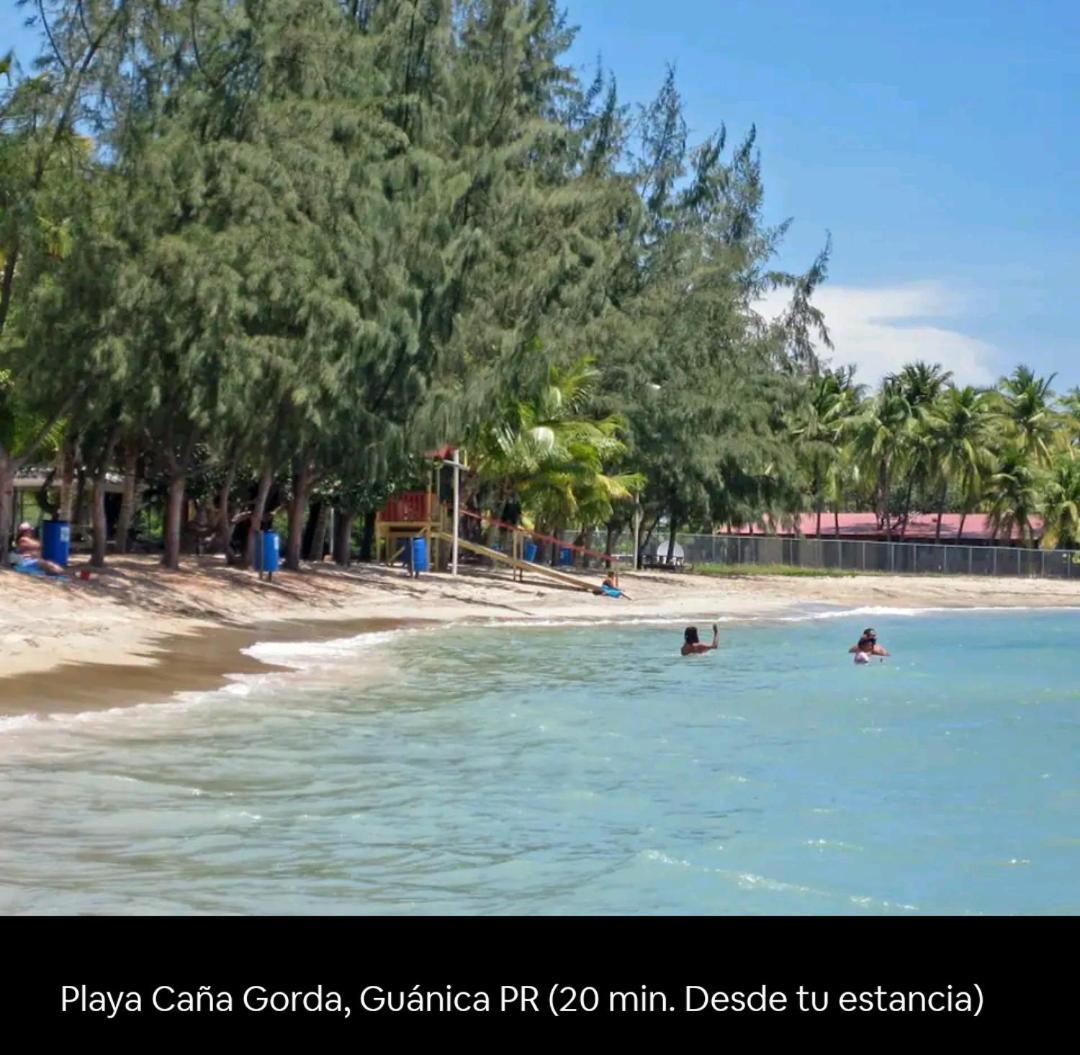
359, 510, 377, 562
246, 464, 274, 569
307, 501, 330, 562
285, 457, 313, 571
605, 523, 623, 570
935, 480, 948, 541
834, 508, 840, 537
74, 467, 93, 543
957, 511, 968, 541
898, 475, 915, 541
666, 516, 679, 561
0, 454, 15, 568
212, 461, 237, 555
573, 528, 589, 569
639, 516, 659, 569
116, 440, 139, 554
550, 526, 560, 568
58, 437, 77, 523
879, 464, 893, 542
162, 473, 186, 570
91, 472, 109, 568
333, 509, 354, 566
815, 507, 822, 538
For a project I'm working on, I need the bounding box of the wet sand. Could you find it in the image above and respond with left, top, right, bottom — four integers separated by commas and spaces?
0, 617, 430, 717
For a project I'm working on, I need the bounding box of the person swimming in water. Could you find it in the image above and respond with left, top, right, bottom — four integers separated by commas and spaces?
849, 627, 889, 662
681, 624, 719, 656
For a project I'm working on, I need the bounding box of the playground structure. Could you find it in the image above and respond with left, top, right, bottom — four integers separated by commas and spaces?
375, 490, 445, 571
374, 490, 619, 594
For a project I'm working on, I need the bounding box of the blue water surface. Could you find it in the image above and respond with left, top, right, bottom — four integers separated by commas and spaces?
0, 609, 1076, 914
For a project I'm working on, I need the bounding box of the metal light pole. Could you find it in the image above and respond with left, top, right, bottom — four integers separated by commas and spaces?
438, 449, 467, 576
633, 501, 642, 571
452, 450, 460, 576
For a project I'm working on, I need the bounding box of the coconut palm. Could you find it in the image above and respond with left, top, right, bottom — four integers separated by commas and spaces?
928, 385, 996, 540
1061, 388, 1080, 452
892, 361, 953, 539
985, 446, 1043, 546
997, 365, 1058, 466
1039, 453, 1080, 550
471, 357, 644, 549
850, 376, 913, 540
895, 360, 954, 411
791, 367, 863, 536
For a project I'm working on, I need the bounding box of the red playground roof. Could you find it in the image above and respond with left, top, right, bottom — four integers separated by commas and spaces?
424, 445, 457, 461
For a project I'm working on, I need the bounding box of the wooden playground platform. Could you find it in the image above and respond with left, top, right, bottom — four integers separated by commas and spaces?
376, 490, 598, 593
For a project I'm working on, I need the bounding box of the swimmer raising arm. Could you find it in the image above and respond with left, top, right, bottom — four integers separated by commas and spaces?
681, 623, 719, 656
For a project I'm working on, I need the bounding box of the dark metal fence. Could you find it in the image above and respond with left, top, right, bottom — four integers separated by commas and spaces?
646, 534, 1080, 579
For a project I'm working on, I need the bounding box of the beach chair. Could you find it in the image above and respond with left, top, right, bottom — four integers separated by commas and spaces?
647, 542, 687, 570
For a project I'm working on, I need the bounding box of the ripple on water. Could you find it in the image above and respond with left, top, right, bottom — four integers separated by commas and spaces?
0, 610, 1076, 914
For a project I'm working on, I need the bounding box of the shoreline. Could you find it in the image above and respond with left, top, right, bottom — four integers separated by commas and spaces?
3, 554, 1080, 720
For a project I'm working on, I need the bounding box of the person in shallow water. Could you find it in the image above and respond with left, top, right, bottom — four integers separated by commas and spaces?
681, 624, 719, 656
849, 627, 889, 663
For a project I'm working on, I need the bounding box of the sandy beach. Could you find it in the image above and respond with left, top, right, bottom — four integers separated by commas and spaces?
2, 554, 1079, 713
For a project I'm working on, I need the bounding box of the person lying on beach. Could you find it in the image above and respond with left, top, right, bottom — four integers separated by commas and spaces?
681, 624, 719, 656
10, 523, 65, 576
594, 572, 630, 599
849, 628, 889, 662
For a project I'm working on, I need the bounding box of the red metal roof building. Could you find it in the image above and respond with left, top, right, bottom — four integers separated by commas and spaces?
729, 512, 1042, 545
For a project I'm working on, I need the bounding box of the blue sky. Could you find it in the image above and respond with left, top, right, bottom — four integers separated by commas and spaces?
5, 1, 1078, 390
567, 0, 1080, 390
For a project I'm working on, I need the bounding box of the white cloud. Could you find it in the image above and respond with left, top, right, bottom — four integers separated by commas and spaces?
761, 281, 1001, 387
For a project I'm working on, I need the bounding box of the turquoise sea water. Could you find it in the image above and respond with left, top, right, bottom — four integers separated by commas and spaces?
0, 608, 1077, 915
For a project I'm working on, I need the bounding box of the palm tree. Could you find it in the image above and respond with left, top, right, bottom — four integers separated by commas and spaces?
1061, 387, 1080, 452
896, 360, 954, 410
1039, 453, 1080, 550
850, 376, 914, 541
985, 446, 1043, 546
791, 368, 861, 536
471, 357, 644, 557
892, 361, 953, 539
824, 369, 865, 535
928, 386, 996, 540
997, 364, 1058, 466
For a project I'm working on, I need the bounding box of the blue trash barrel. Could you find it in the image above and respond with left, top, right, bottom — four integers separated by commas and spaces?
42, 520, 71, 567
559, 546, 573, 566
261, 531, 280, 574
524, 541, 538, 562
411, 537, 429, 574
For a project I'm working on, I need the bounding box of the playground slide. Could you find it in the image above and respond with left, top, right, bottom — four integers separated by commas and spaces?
431, 531, 596, 593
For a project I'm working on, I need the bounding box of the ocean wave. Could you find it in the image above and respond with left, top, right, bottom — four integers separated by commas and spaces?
776, 604, 1080, 622
0, 713, 42, 734
474, 604, 1080, 632
242, 630, 404, 670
